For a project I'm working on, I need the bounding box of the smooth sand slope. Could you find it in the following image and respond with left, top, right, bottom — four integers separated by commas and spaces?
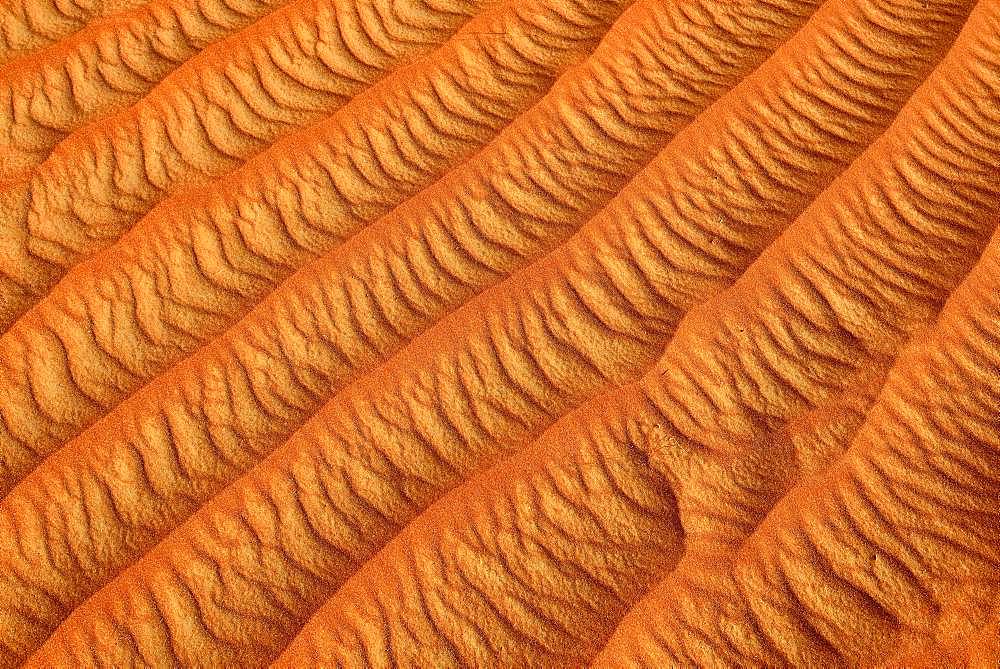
1, 0, 999, 666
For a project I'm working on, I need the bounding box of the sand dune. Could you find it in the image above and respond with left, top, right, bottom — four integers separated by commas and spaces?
1, 0, 999, 666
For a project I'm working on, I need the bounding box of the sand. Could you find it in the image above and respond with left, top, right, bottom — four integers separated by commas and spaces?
1, 0, 998, 665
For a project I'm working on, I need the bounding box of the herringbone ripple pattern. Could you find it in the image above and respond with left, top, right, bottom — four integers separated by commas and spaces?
1, 0, 1000, 665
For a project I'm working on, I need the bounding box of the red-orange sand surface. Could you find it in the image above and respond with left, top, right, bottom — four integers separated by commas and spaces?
0, 0, 999, 665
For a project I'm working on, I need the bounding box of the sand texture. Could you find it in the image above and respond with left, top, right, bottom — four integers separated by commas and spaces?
1, 0, 1000, 665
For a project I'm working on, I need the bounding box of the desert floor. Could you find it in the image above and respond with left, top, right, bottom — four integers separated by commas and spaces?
1, 0, 999, 666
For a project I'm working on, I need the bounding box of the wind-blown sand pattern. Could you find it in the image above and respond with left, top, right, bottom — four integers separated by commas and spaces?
0, 0, 998, 666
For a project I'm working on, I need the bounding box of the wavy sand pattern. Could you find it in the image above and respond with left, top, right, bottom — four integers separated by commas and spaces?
1, 0, 999, 666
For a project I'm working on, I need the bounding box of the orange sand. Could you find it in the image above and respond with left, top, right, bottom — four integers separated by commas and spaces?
1, 0, 999, 666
